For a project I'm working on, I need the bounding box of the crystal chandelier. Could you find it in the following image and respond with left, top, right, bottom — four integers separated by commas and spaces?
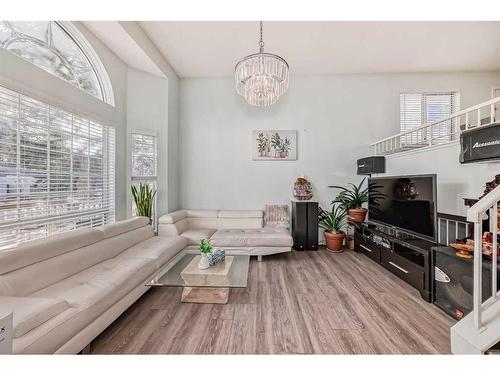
235, 21, 289, 106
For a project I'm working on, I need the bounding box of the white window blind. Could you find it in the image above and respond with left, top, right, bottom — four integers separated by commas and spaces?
400, 92, 459, 144
0, 84, 115, 249
130, 132, 157, 223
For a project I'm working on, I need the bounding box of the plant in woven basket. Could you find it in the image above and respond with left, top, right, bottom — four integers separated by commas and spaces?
131, 183, 156, 222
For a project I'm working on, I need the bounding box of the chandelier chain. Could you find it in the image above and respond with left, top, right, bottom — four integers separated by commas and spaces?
259, 21, 264, 52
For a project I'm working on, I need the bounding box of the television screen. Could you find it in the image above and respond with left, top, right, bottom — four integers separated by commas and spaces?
368, 175, 437, 241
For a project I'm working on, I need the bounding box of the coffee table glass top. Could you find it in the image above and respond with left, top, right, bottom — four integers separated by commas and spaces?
147, 253, 250, 287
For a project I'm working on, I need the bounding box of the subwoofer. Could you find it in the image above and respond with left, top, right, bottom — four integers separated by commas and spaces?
433, 246, 500, 320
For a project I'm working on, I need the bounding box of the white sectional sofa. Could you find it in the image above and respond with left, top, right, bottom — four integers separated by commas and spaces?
0, 217, 187, 354
158, 209, 293, 259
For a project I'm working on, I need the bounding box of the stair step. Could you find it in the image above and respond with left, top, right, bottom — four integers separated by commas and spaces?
451, 299, 500, 354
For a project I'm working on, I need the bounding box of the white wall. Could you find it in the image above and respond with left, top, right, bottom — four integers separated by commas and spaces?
119, 22, 181, 211
379, 143, 499, 217
179, 71, 500, 211
126, 68, 170, 217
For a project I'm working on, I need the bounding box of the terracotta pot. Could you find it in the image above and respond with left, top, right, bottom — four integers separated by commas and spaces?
348, 208, 368, 223
324, 231, 346, 252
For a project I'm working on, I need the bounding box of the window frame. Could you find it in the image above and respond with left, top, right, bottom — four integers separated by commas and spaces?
0, 21, 115, 106
129, 130, 158, 229
399, 90, 461, 144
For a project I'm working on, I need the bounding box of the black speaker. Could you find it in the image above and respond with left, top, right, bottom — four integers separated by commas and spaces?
460, 122, 500, 164
433, 246, 500, 320
291, 201, 318, 250
357, 156, 385, 175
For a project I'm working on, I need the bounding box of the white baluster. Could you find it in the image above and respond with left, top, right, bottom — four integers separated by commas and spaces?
478, 108, 481, 127
490, 205, 498, 300
473, 221, 483, 330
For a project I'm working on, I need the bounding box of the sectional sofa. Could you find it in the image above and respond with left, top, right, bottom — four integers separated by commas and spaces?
158, 209, 293, 260
0, 209, 292, 354
0, 217, 186, 354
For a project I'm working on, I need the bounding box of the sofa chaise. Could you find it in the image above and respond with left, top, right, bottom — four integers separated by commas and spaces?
158, 209, 293, 260
0, 217, 187, 354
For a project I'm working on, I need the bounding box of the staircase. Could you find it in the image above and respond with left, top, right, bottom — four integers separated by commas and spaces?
451, 184, 500, 354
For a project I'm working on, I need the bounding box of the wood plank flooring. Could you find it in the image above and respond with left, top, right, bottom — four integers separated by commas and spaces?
90, 249, 454, 354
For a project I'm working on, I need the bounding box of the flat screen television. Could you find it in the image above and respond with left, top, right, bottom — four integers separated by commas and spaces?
368, 174, 437, 242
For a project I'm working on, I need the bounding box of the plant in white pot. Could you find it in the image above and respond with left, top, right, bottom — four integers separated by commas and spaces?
198, 239, 213, 269
318, 204, 348, 252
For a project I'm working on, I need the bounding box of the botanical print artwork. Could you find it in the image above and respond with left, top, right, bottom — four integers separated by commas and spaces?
252, 130, 297, 160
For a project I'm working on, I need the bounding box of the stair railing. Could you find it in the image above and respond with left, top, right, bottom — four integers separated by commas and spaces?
466, 184, 500, 330
372, 96, 500, 155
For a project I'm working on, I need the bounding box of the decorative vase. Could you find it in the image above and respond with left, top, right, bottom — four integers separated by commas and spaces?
348, 208, 368, 223
198, 255, 210, 269
324, 231, 345, 252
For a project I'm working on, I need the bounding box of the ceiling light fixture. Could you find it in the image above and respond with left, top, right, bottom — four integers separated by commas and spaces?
235, 21, 289, 106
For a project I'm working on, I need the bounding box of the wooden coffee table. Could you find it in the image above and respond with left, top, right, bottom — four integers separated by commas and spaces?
148, 253, 249, 304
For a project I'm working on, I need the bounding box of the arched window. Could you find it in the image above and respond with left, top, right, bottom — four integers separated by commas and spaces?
0, 21, 114, 105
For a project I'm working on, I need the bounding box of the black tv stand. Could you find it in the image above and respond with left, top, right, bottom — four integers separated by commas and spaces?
353, 222, 436, 302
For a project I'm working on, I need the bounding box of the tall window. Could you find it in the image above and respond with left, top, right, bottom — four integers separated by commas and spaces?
0, 21, 114, 105
130, 132, 157, 223
0, 84, 115, 249
400, 92, 459, 144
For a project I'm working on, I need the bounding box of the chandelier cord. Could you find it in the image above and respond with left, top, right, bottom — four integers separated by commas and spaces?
259, 21, 264, 53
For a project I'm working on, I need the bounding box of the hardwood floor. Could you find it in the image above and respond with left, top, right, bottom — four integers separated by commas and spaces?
91, 249, 454, 354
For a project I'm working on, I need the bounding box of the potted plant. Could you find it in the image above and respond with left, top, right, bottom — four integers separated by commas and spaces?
198, 238, 213, 269
131, 183, 157, 224
279, 137, 291, 158
271, 132, 282, 158
318, 204, 348, 252
330, 178, 371, 223
256, 132, 269, 157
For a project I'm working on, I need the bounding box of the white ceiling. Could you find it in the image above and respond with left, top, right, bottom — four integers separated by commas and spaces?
138, 21, 500, 77
83, 21, 164, 77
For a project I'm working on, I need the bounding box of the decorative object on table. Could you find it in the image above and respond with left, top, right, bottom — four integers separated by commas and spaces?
0, 311, 13, 354
198, 239, 213, 270
252, 130, 297, 160
235, 21, 289, 107
329, 178, 384, 223
207, 249, 226, 266
318, 203, 347, 252
464, 174, 500, 209
293, 176, 313, 200
264, 204, 290, 229
131, 183, 157, 224
291, 200, 318, 250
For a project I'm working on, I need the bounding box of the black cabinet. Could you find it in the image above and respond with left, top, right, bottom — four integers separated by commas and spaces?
354, 223, 434, 302
292, 201, 318, 250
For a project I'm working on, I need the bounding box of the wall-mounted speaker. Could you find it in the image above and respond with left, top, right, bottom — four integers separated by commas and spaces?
357, 156, 385, 175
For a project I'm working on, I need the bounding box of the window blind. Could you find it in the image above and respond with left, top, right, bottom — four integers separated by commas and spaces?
400, 92, 459, 144
0, 84, 115, 249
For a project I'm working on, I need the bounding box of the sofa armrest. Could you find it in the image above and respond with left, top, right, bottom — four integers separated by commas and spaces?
158, 210, 187, 224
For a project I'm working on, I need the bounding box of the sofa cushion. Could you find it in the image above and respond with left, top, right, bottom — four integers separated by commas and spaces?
98, 217, 150, 239
181, 229, 217, 245
186, 210, 218, 218
31, 257, 155, 309
158, 210, 187, 224
216, 218, 263, 229
0, 296, 70, 338
118, 236, 188, 268
218, 210, 263, 218
211, 228, 293, 247
16, 257, 155, 354
0, 228, 103, 275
